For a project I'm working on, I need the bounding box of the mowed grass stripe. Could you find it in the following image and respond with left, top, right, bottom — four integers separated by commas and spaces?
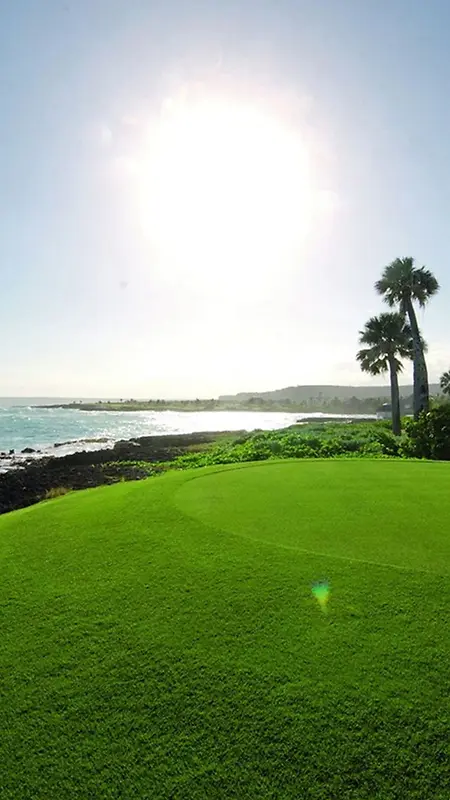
1, 463, 449, 799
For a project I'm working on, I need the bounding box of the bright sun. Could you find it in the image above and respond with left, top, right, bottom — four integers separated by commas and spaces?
138, 88, 315, 289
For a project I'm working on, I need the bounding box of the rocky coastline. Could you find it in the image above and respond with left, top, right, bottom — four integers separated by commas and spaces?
0, 431, 235, 516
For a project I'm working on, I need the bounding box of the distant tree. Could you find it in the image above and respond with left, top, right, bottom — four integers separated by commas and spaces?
357, 313, 415, 435
440, 370, 450, 397
375, 257, 439, 417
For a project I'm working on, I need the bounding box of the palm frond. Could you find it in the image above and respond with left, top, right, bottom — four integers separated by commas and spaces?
412, 267, 440, 307
375, 257, 439, 308
440, 370, 450, 394
356, 348, 388, 376
356, 312, 414, 376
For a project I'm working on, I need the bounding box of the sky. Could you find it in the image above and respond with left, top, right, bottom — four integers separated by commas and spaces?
2, 0, 450, 398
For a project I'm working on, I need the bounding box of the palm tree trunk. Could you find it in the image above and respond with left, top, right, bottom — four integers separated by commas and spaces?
388, 356, 401, 436
405, 298, 429, 417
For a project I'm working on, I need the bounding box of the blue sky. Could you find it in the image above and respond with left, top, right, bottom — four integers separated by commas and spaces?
2, 0, 450, 397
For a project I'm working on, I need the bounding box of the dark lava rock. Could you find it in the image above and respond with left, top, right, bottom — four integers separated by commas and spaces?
21, 447, 36, 454
54, 431, 226, 467
0, 463, 110, 515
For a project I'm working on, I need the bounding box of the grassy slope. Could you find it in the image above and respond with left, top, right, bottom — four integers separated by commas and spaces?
1, 461, 449, 799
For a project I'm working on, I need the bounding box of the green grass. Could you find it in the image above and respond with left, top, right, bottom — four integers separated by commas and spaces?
1, 460, 449, 799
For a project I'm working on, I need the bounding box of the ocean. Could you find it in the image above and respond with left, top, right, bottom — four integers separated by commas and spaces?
0, 399, 376, 467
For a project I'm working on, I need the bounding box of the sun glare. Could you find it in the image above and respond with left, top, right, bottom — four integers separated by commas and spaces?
138, 89, 315, 289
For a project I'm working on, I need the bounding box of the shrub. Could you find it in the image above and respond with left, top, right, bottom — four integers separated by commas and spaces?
402, 405, 450, 460
371, 427, 401, 456
361, 440, 384, 456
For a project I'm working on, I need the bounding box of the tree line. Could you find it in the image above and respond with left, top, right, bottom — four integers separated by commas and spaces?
356, 256, 449, 435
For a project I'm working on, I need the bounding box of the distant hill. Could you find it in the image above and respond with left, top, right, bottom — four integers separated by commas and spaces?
219, 384, 441, 402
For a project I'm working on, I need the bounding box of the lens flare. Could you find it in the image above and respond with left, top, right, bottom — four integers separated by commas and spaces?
312, 581, 330, 613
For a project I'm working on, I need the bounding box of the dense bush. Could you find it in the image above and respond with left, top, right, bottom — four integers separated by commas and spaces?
402, 404, 450, 460
370, 427, 402, 456
173, 421, 401, 469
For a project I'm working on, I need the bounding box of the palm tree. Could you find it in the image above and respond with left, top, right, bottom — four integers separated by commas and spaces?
375, 257, 439, 418
356, 313, 415, 435
440, 370, 450, 397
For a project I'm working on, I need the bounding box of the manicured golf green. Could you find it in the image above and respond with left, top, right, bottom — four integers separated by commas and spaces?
1, 460, 449, 798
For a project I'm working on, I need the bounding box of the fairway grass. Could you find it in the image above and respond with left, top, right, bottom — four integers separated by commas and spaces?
1, 460, 449, 798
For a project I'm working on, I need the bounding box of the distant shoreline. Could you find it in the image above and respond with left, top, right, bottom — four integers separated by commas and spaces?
34, 402, 259, 412
34, 400, 382, 414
